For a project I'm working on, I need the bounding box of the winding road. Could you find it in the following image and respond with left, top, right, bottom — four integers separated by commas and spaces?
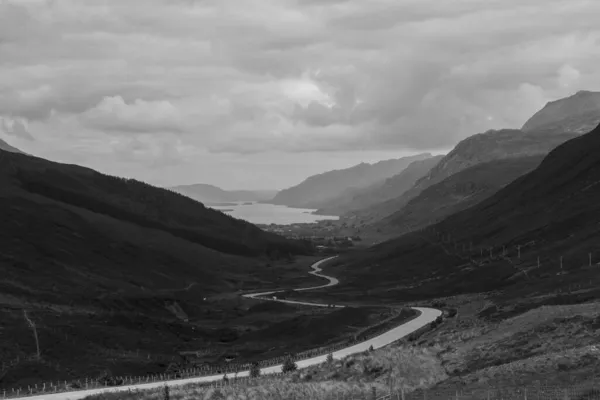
242, 256, 344, 307
18, 256, 441, 400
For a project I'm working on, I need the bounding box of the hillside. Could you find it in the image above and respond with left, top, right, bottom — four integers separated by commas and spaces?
314, 155, 444, 216
0, 138, 23, 154
325, 122, 600, 301
268, 153, 433, 209
348, 129, 578, 224
0, 151, 308, 258
522, 90, 600, 134
377, 155, 545, 235
345, 91, 600, 225
169, 183, 277, 204
0, 149, 314, 385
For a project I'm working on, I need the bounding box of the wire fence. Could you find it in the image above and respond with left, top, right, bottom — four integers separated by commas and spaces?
412, 224, 600, 296
0, 307, 423, 399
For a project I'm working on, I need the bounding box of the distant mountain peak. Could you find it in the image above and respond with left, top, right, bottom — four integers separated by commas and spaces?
269, 153, 434, 209
522, 90, 600, 134
169, 183, 278, 204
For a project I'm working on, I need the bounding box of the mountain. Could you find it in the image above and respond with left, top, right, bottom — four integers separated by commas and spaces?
0, 138, 24, 154
345, 91, 600, 225
314, 155, 444, 216
330, 122, 600, 301
269, 153, 434, 209
170, 183, 277, 204
0, 149, 311, 383
349, 129, 579, 224
378, 155, 545, 234
0, 151, 307, 258
522, 90, 600, 134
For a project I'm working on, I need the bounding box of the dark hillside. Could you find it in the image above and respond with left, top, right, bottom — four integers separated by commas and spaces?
0, 150, 314, 386
349, 130, 577, 224
314, 156, 443, 216
325, 123, 600, 303
378, 155, 545, 235
0, 150, 310, 257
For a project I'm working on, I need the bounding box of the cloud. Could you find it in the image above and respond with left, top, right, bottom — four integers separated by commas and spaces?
1, 118, 35, 141
2, 0, 600, 188
80, 96, 184, 133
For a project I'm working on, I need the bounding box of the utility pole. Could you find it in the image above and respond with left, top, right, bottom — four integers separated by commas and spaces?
589, 253, 592, 267
517, 245, 521, 259
537, 256, 540, 269
502, 246, 506, 256
560, 256, 563, 271
489, 248, 493, 258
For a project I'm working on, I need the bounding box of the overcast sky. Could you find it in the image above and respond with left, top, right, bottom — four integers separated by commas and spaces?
1, 0, 600, 190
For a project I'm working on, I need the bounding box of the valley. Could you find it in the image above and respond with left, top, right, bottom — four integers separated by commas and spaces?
2, 92, 600, 400
4, 1, 600, 398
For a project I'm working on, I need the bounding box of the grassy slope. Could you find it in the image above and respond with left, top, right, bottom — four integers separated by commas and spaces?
349, 130, 577, 225
321, 123, 600, 303
375, 155, 544, 236
314, 156, 443, 217
0, 150, 317, 386
79, 297, 600, 400
269, 154, 432, 209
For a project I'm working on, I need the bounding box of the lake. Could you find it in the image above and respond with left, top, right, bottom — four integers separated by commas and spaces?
209, 202, 339, 225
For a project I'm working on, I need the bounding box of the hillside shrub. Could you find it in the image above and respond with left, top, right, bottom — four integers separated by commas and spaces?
282, 357, 298, 373
249, 362, 260, 378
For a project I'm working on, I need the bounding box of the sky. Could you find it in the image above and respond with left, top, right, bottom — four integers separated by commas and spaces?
1, 0, 600, 190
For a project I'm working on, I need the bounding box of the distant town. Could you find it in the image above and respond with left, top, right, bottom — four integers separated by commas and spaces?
257, 220, 362, 252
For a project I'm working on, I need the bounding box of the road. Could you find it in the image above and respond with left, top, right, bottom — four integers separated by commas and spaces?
242, 256, 344, 307
19, 256, 441, 400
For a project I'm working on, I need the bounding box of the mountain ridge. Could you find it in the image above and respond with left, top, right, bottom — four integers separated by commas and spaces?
170, 183, 278, 204
269, 153, 435, 209
379, 155, 546, 235
314, 155, 444, 216
522, 90, 600, 134
343, 91, 600, 225
347, 128, 580, 224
